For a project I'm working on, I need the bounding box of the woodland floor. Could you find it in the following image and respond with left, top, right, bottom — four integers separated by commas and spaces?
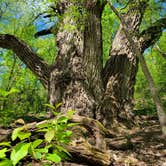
29, 116, 166, 166
0, 116, 166, 166
109, 117, 166, 166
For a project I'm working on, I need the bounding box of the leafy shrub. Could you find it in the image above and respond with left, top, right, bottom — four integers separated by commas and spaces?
0, 106, 76, 166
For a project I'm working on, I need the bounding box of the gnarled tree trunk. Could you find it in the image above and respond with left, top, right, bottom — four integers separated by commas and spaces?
49, 0, 105, 118
97, 1, 149, 127
1, 0, 166, 130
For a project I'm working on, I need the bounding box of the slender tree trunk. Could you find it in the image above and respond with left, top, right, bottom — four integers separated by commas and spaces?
139, 53, 166, 135
49, 1, 105, 118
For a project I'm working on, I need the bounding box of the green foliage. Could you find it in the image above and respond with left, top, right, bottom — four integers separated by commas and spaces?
0, 88, 19, 100
0, 0, 55, 125
10, 142, 31, 166
140, 0, 163, 31
60, 0, 87, 32
102, 4, 119, 64
0, 109, 75, 165
134, 32, 166, 115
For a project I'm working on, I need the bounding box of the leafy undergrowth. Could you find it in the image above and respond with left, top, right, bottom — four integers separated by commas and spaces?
22, 118, 166, 166
0, 108, 76, 166
111, 118, 166, 165
0, 116, 166, 166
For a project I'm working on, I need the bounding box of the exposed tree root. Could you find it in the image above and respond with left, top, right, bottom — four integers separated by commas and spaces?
1, 115, 165, 166
0, 115, 117, 165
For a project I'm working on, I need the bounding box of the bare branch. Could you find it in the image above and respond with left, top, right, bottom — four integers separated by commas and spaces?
0, 34, 50, 88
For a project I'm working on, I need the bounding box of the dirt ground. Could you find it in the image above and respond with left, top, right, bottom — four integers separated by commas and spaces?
110, 117, 166, 166
0, 116, 166, 166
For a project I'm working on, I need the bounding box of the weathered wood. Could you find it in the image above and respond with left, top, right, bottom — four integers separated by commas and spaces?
0, 115, 116, 165
66, 141, 113, 166
0, 34, 50, 88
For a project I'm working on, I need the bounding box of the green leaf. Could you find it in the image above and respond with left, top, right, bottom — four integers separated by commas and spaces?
44, 104, 55, 110
0, 89, 8, 97
65, 130, 72, 137
55, 103, 62, 109
0, 142, 11, 147
0, 148, 8, 158
10, 142, 30, 166
57, 123, 68, 131
60, 138, 70, 144
46, 153, 61, 163
37, 123, 49, 129
52, 111, 59, 116
33, 151, 42, 159
7, 88, 19, 95
35, 148, 48, 153
55, 145, 70, 156
12, 127, 23, 141
32, 139, 43, 149
0, 159, 12, 166
17, 131, 31, 140
66, 110, 75, 116
0, 88, 19, 97
57, 116, 69, 124
35, 144, 52, 154
45, 130, 55, 143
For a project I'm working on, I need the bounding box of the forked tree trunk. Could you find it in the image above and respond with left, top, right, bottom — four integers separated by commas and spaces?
1, 0, 165, 132
49, 1, 105, 118
49, 1, 150, 128
97, 1, 149, 127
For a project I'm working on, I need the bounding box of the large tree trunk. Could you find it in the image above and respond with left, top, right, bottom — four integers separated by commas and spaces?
97, 1, 149, 127
49, 1, 105, 118
1, 0, 166, 131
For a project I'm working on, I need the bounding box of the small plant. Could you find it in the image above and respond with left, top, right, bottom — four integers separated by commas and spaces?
0, 105, 76, 166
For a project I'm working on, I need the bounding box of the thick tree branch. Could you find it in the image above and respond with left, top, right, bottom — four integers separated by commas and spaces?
0, 34, 50, 88
139, 17, 166, 52
67, 143, 113, 166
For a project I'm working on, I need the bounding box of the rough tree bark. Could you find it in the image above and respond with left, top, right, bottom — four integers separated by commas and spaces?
49, 0, 105, 118
97, 0, 149, 127
107, 0, 166, 135
0, 34, 50, 89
